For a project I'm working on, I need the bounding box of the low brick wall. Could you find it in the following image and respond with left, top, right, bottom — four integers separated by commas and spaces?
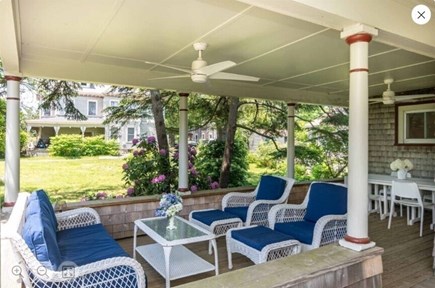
63, 180, 341, 239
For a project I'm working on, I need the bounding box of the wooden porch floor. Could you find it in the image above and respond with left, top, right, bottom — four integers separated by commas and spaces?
118, 212, 435, 288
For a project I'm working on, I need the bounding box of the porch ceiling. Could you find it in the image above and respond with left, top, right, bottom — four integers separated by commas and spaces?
0, 0, 434, 106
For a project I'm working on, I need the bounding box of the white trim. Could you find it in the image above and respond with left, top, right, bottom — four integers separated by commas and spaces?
398, 103, 435, 144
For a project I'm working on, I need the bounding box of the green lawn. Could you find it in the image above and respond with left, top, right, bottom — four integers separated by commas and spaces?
0, 156, 126, 203
0, 157, 280, 203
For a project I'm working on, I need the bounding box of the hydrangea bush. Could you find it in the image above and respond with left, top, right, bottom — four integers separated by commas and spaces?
122, 136, 217, 196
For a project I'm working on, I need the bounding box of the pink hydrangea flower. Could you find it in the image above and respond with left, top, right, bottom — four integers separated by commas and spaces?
190, 185, 198, 192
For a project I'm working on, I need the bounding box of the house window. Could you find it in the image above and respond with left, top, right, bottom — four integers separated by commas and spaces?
127, 127, 135, 142
396, 102, 435, 145
110, 127, 119, 140
209, 133, 213, 140
43, 108, 51, 117
88, 101, 97, 116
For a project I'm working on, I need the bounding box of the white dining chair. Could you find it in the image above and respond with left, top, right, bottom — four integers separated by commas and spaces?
377, 172, 412, 218
387, 180, 427, 237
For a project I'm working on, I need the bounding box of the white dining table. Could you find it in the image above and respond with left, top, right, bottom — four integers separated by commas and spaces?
368, 174, 435, 229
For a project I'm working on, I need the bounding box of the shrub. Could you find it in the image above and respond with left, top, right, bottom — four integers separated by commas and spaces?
48, 135, 119, 157
122, 136, 213, 196
195, 137, 249, 188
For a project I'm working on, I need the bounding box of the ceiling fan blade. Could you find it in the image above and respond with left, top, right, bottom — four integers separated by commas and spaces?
394, 94, 435, 101
149, 75, 190, 80
145, 61, 191, 73
209, 72, 260, 82
369, 97, 383, 102
198, 61, 236, 76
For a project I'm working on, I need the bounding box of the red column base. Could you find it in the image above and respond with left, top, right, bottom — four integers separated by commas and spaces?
178, 188, 189, 192
344, 234, 371, 244
3, 202, 16, 207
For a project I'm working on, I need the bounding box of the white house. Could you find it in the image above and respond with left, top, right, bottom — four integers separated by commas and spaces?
25, 84, 155, 150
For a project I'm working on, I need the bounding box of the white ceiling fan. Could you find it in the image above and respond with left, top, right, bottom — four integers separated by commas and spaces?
369, 78, 435, 105
146, 42, 259, 84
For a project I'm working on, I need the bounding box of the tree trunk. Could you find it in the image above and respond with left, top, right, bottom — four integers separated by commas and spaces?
219, 96, 239, 188
150, 89, 169, 152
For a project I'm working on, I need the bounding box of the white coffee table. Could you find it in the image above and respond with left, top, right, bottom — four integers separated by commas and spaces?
133, 216, 218, 288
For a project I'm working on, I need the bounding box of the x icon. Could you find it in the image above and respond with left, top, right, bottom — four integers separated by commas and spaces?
417, 11, 426, 19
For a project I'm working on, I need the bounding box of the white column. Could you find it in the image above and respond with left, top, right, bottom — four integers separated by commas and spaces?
54, 126, 60, 136
339, 24, 377, 251
178, 93, 189, 193
286, 103, 296, 179
3, 76, 22, 207
80, 126, 86, 137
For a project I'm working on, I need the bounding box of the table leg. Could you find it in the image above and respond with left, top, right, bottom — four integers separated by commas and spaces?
210, 239, 219, 275
163, 246, 172, 288
431, 192, 435, 230
133, 225, 137, 259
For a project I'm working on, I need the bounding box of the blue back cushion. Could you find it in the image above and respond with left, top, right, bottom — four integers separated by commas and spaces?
23, 209, 62, 270
26, 190, 58, 231
255, 175, 287, 201
303, 183, 347, 223
223, 207, 249, 222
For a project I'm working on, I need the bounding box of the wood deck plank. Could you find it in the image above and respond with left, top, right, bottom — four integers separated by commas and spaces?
118, 211, 435, 288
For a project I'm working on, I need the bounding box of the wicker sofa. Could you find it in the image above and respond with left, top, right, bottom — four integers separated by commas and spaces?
4, 190, 146, 288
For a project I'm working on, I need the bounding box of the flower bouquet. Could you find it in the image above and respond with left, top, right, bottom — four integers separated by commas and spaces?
390, 159, 413, 179
155, 192, 183, 230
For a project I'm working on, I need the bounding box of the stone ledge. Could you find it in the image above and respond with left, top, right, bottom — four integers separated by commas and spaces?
178, 245, 384, 288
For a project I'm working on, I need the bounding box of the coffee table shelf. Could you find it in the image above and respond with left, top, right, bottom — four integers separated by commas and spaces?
136, 243, 215, 280
133, 216, 218, 288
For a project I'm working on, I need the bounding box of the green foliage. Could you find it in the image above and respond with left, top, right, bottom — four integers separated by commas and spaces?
195, 137, 249, 188
122, 136, 213, 196
246, 104, 348, 181
48, 135, 119, 157
122, 136, 173, 196
0, 98, 29, 158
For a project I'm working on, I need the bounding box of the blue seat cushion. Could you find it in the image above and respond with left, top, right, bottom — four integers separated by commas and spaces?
23, 212, 62, 270
191, 209, 240, 226
224, 206, 249, 222
303, 183, 347, 223
255, 175, 287, 201
26, 190, 58, 232
274, 221, 316, 245
57, 224, 128, 266
231, 226, 295, 251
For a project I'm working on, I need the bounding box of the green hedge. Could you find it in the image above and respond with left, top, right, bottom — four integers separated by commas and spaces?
48, 135, 119, 157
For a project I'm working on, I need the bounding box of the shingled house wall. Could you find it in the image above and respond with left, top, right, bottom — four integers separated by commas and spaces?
369, 103, 435, 178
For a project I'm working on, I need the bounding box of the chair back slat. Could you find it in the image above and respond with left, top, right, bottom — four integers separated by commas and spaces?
391, 181, 423, 205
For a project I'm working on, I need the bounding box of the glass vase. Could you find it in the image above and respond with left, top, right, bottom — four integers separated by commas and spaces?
397, 169, 407, 180
166, 215, 177, 230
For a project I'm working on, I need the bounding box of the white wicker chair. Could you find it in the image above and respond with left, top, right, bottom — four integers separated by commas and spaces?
268, 182, 347, 251
3, 192, 146, 288
221, 176, 295, 226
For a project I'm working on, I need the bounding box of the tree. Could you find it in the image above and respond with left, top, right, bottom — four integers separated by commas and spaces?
34, 79, 86, 120
219, 96, 239, 187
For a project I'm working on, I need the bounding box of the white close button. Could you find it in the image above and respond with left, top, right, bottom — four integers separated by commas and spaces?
412, 4, 431, 25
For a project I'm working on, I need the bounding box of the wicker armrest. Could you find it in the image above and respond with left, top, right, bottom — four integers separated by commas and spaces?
222, 191, 256, 209
56, 207, 101, 231
247, 200, 289, 226
29, 256, 146, 288
311, 214, 347, 248
268, 204, 307, 229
